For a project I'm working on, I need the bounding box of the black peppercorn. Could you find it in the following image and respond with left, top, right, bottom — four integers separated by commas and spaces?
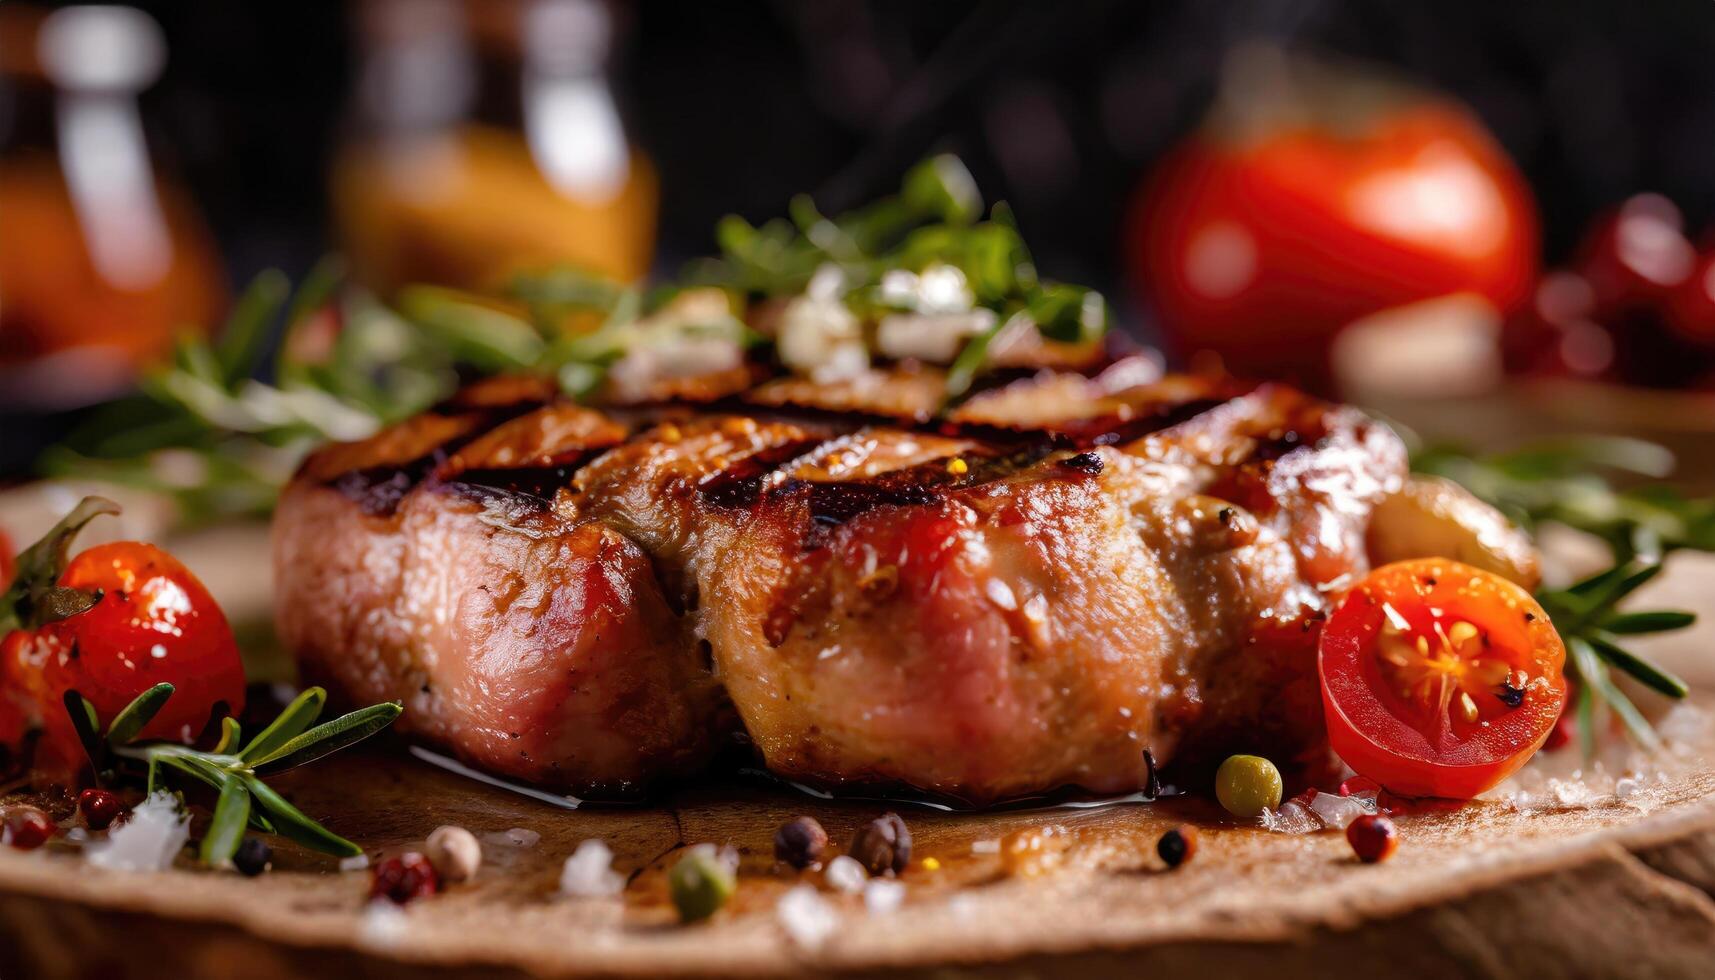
773, 816, 828, 869
1156, 826, 1197, 869
849, 812, 911, 876
1062, 451, 1104, 475
233, 837, 272, 877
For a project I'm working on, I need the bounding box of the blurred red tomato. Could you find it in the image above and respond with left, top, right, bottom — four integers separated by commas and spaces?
1130, 57, 1538, 388
0, 528, 12, 587
1575, 194, 1697, 317
1665, 250, 1715, 353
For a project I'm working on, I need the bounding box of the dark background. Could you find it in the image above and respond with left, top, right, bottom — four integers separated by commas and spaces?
122, 0, 1715, 316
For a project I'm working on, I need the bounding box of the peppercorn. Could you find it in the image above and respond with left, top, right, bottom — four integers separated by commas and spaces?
2, 807, 54, 850
233, 837, 272, 877
1062, 451, 1104, 475
773, 816, 828, 869
668, 847, 736, 923
1156, 826, 1197, 869
370, 852, 440, 904
1346, 814, 1399, 863
425, 825, 482, 883
76, 788, 124, 831
849, 812, 912, 876
1215, 754, 1283, 818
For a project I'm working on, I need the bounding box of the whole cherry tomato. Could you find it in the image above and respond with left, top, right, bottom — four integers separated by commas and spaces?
0, 498, 245, 778
1318, 559, 1566, 799
1130, 51, 1538, 388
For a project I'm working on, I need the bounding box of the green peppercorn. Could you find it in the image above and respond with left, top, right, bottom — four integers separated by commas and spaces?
668, 847, 736, 923
1215, 754, 1283, 818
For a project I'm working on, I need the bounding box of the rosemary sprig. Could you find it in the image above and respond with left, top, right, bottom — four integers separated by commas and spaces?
65, 683, 401, 864
40, 259, 463, 526
1418, 438, 1714, 751
1536, 563, 1693, 751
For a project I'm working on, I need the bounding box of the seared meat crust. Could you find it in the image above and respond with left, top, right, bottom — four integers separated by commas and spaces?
274, 369, 1414, 802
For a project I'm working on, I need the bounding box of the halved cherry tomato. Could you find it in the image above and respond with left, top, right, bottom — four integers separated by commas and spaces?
1319, 559, 1566, 799
1, 500, 245, 779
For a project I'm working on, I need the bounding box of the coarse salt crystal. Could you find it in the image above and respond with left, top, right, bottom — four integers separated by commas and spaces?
1614, 777, 1639, 801
863, 878, 905, 915
1258, 801, 1319, 835
824, 854, 867, 893
359, 900, 410, 948
560, 839, 624, 897
1307, 790, 1375, 830
84, 791, 188, 871
504, 827, 541, 847
777, 884, 839, 949
970, 839, 1000, 855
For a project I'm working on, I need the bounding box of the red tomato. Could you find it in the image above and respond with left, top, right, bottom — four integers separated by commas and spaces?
1665, 250, 1715, 351
1318, 559, 1566, 799
0, 528, 13, 587
4, 542, 245, 767
1130, 60, 1538, 388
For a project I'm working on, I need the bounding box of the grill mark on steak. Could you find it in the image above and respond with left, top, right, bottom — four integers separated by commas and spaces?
317, 373, 1248, 521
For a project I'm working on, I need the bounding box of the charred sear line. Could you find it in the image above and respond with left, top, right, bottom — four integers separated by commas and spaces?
696, 438, 832, 508
333, 455, 447, 517
324, 401, 570, 515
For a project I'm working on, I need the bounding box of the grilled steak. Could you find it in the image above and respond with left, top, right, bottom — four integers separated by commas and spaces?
273, 365, 1519, 803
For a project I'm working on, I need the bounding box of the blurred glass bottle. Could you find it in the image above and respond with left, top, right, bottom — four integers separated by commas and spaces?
332, 0, 657, 297
0, 4, 225, 408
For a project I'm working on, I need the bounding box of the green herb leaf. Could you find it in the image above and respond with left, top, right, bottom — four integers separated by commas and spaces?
245, 776, 362, 857
1588, 633, 1690, 699
1602, 610, 1697, 635
200, 774, 251, 866
62, 690, 103, 767
251, 702, 403, 774
1569, 637, 1661, 752
238, 687, 326, 763
105, 683, 176, 747
398, 286, 547, 371
217, 269, 291, 387
212, 716, 243, 756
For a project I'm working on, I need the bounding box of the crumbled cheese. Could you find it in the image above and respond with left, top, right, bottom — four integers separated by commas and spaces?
777, 884, 839, 949
970, 839, 1000, 855
824, 854, 868, 894
560, 839, 624, 897
875, 309, 996, 363
84, 791, 189, 871
779, 274, 867, 382
863, 878, 905, 915
340, 853, 371, 872
878, 264, 974, 315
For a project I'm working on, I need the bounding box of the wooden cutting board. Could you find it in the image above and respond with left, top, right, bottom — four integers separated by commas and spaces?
3, 554, 1715, 979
